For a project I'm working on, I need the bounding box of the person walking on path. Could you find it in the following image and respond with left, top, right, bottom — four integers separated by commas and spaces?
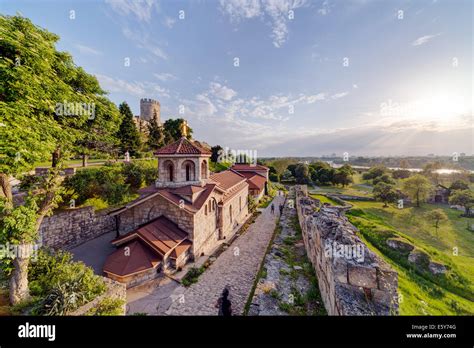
215, 287, 232, 316
271, 203, 275, 214
279, 204, 283, 215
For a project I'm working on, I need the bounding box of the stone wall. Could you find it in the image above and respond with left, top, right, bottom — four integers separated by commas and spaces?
117, 194, 194, 236
39, 206, 115, 250
295, 185, 398, 315
69, 277, 126, 315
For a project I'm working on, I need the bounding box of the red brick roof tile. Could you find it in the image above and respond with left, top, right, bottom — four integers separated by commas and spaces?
155, 137, 211, 155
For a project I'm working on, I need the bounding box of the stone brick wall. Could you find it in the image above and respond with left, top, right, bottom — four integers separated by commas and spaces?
118, 194, 194, 236
69, 277, 126, 315
39, 206, 115, 250
295, 185, 398, 315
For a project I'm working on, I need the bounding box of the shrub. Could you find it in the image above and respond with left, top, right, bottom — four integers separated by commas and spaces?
29, 249, 106, 314
86, 297, 125, 316
122, 162, 144, 190
82, 197, 108, 211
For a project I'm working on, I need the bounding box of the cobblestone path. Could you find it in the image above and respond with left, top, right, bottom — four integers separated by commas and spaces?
166, 194, 285, 315
248, 187, 326, 316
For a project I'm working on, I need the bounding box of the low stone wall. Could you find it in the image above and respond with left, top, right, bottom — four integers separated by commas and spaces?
295, 185, 398, 315
69, 277, 126, 316
39, 206, 116, 250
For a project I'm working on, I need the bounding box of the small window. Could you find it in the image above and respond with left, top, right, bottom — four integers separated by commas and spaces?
205, 205, 208, 215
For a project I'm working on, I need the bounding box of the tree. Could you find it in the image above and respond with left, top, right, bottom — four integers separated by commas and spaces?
373, 182, 399, 207
424, 209, 448, 235
392, 169, 411, 180
402, 174, 433, 207
422, 161, 443, 185
449, 180, 469, 192
449, 190, 474, 217
294, 163, 311, 184
147, 114, 165, 151
117, 102, 141, 156
309, 161, 335, 185
162, 118, 193, 143
373, 174, 395, 186
75, 97, 121, 166
0, 15, 119, 304
211, 145, 223, 163
362, 165, 388, 182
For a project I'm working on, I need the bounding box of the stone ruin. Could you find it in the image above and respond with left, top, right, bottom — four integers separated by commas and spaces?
295, 185, 399, 315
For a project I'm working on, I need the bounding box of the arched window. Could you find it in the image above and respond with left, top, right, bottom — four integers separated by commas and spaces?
201, 160, 208, 179
186, 164, 191, 181
239, 197, 242, 211
229, 205, 233, 223
181, 160, 195, 181
163, 161, 174, 182
205, 205, 208, 215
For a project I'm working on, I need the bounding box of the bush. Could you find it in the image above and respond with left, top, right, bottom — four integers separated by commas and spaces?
86, 297, 125, 316
122, 162, 144, 190
82, 197, 108, 211
29, 249, 106, 314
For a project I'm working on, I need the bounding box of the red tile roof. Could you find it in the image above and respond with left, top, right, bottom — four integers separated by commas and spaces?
103, 240, 161, 277
172, 185, 205, 196
247, 174, 266, 191
155, 137, 211, 155
112, 215, 189, 256
210, 170, 246, 191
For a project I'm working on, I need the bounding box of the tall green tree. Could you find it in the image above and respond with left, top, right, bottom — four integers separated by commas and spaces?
401, 174, 433, 207
147, 114, 166, 151
373, 182, 399, 207
449, 190, 474, 217
0, 15, 117, 304
162, 118, 193, 143
117, 102, 141, 156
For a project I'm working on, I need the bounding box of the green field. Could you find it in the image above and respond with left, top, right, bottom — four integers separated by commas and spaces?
306, 171, 474, 315
346, 201, 474, 315
309, 194, 342, 206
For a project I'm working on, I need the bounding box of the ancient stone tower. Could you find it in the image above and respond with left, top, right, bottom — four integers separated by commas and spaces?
140, 98, 160, 123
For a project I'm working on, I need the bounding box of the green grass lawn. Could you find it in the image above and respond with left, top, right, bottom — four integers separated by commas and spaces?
309, 194, 342, 206
313, 173, 373, 197
346, 200, 474, 315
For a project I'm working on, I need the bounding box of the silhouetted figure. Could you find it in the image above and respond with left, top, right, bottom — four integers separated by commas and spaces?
279, 204, 283, 215
271, 204, 275, 214
216, 288, 232, 316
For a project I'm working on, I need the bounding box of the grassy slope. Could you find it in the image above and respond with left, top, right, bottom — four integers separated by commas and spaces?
347, 203, 474, 315
312, 173, 473, 314
309, 194, 342, 206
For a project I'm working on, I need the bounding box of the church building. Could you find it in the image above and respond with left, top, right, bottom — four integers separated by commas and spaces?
103, 125, 260, 287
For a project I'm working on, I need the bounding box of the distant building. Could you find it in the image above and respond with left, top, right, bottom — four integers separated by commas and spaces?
428, 184, 450, 204
140, 98, 160, 123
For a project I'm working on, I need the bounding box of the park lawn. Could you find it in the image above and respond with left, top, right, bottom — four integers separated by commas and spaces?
313, 173, 373, 197
346, 200, 474, 315
309, 194, 342, 206
350, 201, 474, 257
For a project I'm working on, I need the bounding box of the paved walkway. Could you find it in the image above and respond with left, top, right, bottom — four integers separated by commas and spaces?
166, 194, 285, 315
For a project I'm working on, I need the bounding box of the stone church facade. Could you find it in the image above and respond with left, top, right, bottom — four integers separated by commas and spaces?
103, 136, 253, 286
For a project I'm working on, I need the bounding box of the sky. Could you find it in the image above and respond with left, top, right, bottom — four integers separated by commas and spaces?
1, 0, 473, 157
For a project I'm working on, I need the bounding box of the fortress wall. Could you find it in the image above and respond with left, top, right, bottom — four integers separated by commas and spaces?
295, 185, 399, 315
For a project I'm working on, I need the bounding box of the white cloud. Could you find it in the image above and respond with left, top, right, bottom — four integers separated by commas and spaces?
219, 0, 308, 47
95, 74, 170, 98
154, 73, 177, 81
411, 33, 440, 46
75, 44, 102, 56
306, 93, 326, 103
317, 0, 331, 15
105, 0, 158, 22
163, 16, 176, 28
209, 82, 237, 100
331, 91, 349, 99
